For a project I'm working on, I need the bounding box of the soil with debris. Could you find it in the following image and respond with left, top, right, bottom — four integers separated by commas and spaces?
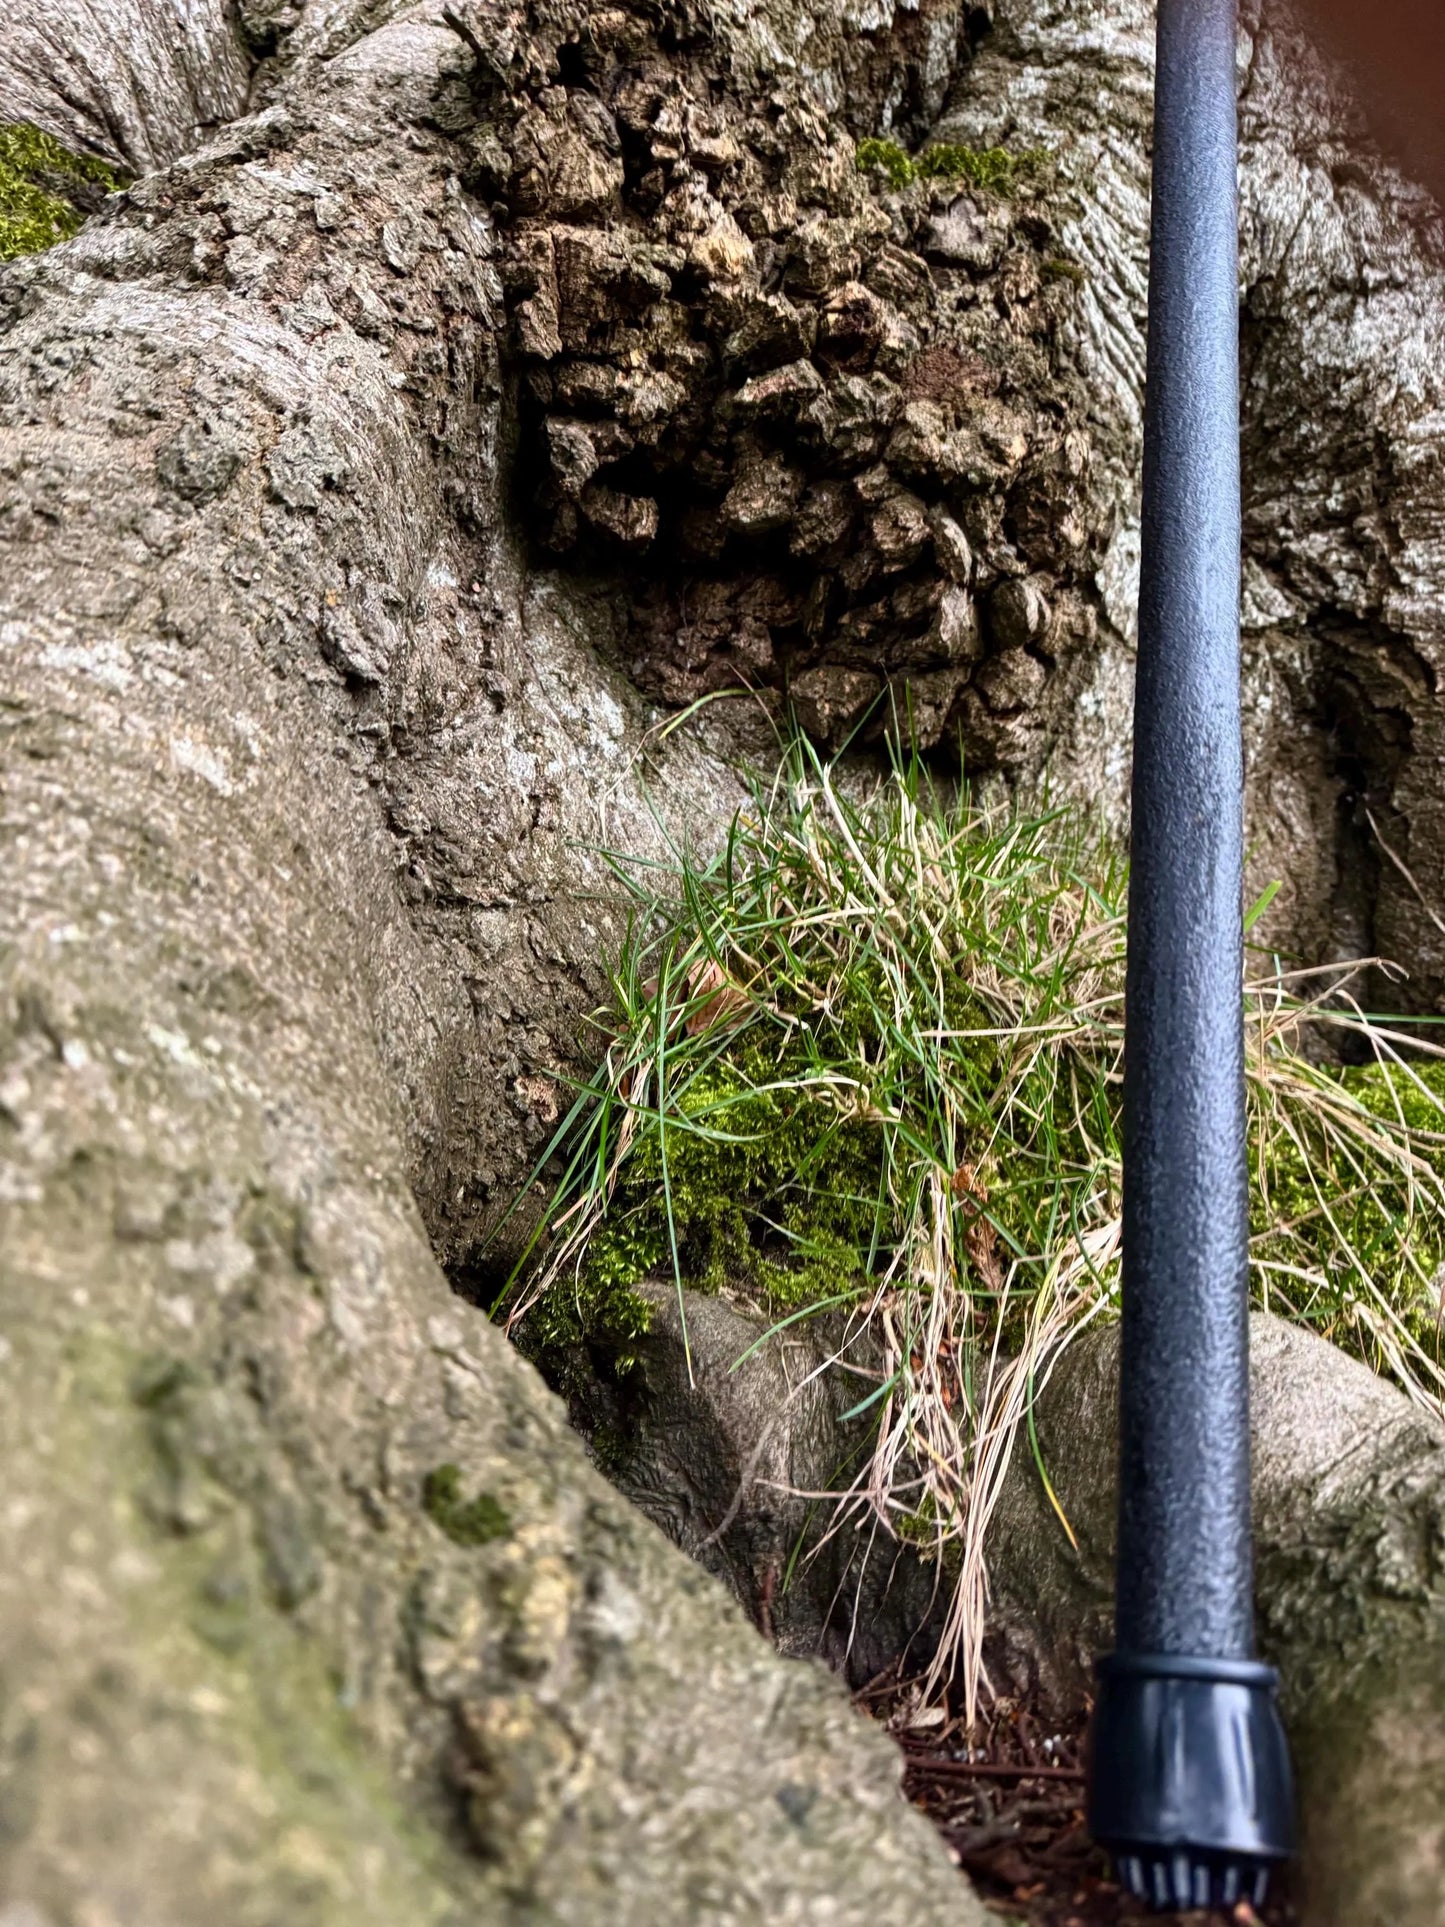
861, 1674, 1297, 1927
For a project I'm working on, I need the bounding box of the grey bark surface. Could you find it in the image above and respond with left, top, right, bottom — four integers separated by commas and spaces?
566, 1281, 946, 1687
0, 2, 990, 1922
2, 1, 251, 170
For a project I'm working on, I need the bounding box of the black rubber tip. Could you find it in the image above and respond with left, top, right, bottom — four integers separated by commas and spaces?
1086, 1653, 1295, 1914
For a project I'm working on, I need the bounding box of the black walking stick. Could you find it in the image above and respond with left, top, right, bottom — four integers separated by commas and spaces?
1084, 0, 1296, 1908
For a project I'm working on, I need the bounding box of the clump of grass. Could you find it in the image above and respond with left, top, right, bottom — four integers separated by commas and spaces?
856, 135, 1044, 195
0, 122, 122, 264
502, 742, 1445, 1713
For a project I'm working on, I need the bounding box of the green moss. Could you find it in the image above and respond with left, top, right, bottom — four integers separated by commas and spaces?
1252, 1058, 1445, 1364
511, 750, 1445, 1456
0, 121, 123, 264
589, 1047, 878, 1304
521, 937, 1056, 1402
421, 1464, 511, 1546
916, 142, 1043, 191
130, 1352, 201, 1410
1041, 257, 1087, 284
856, 136, 1044, 195
514, 1032, 887, 1397
855, 137, 917, 190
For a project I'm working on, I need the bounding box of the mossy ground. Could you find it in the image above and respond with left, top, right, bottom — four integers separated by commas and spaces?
505, 743, 1445, 1699
517, 762, 1445, 1401
528, 1006, 1445, 1400
1252, 1056, 1445, 1365
0, 121, 123, 263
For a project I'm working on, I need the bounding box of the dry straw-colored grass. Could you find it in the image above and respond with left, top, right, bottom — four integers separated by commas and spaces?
505, 742, 1445, 1716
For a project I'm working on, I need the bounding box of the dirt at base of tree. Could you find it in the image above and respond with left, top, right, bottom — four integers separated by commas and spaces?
861, 1672, 1298, 1927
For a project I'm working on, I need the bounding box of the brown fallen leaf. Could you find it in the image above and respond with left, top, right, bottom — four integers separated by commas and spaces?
683, 956, 752, 1037
951, 1160, 988, 1209
964, 1214, 1007, 1294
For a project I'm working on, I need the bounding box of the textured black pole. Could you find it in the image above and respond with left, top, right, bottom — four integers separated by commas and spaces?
1085, 0, 1295, 1908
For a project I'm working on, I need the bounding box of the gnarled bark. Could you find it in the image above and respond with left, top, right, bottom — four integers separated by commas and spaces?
5, 0, 1445, 1918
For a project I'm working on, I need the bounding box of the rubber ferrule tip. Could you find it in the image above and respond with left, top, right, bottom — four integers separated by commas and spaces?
1086, 1653, 1295, 1913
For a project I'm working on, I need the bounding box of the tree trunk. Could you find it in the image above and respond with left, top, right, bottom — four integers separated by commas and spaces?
3, 0, 1444, 1919
0, 3, 990, 1921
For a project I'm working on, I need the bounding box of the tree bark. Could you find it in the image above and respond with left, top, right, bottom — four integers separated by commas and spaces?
4, 0, 1445, 1918
929, 0, 1445, 1005
4, 1, 250, 170
0, 3, 990, 1921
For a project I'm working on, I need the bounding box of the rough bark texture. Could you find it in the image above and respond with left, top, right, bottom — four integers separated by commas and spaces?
934, 0, 1445, 1007
6, 0, 1445, 1918
472, 0, 1106, 768
422, 0, 1445, 1006
0, 2, 991, 1921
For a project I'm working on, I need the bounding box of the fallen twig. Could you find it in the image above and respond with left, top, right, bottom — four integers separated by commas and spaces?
900, 1752, 1084, 1783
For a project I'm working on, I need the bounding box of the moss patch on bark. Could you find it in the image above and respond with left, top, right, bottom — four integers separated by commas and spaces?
0, 122, 122, 262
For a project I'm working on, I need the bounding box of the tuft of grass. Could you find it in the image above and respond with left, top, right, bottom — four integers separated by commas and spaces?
0, 122, 122, 264
501, 740, 1445, 1713
856, 136, 1045, 195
